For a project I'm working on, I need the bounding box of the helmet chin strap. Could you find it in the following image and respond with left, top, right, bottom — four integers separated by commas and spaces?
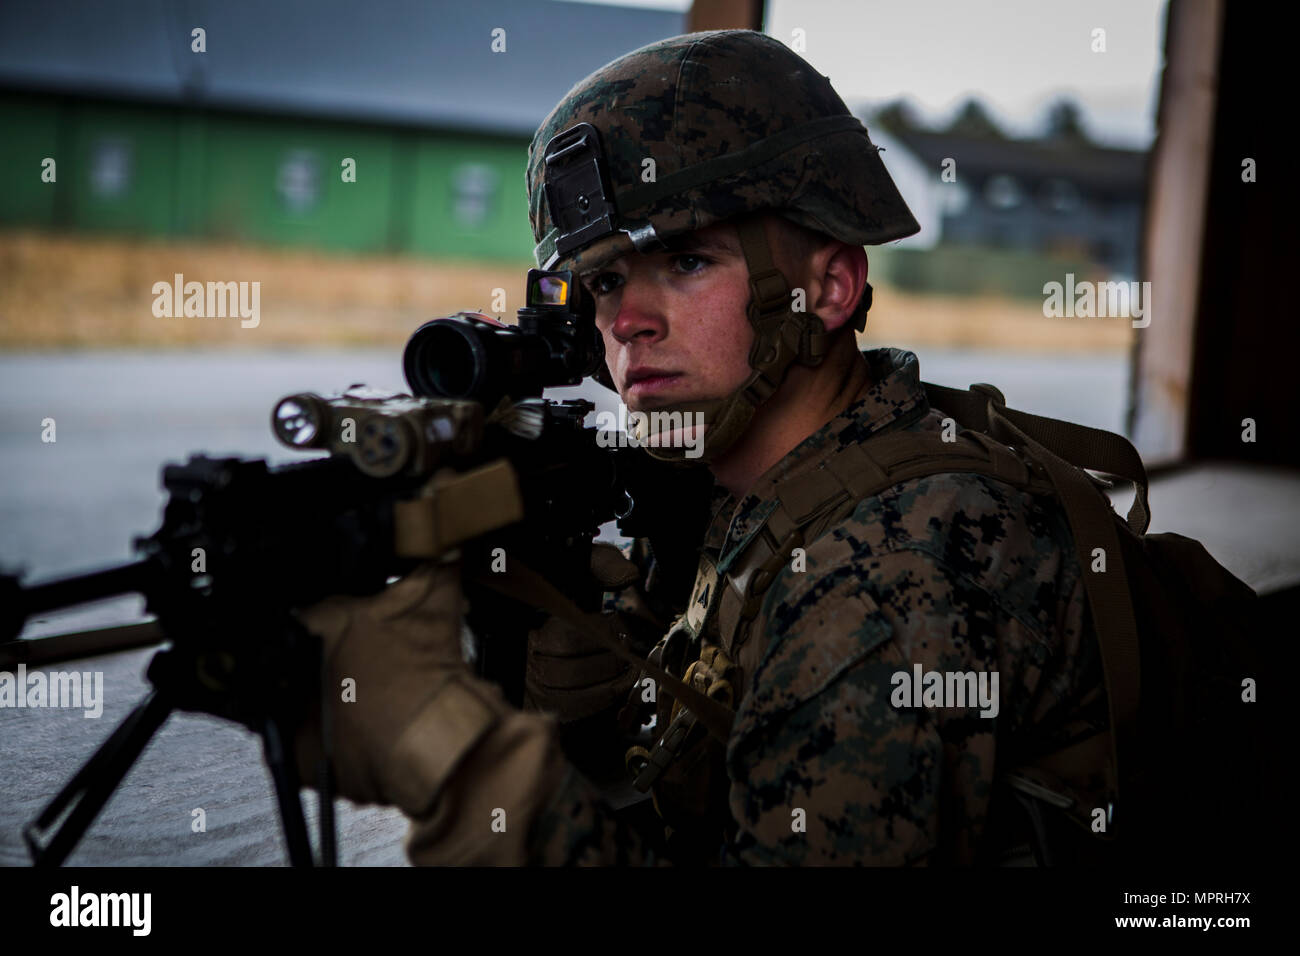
632, 216, 831, 464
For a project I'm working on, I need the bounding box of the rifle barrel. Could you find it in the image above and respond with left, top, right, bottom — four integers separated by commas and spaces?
16, 560, 151, 617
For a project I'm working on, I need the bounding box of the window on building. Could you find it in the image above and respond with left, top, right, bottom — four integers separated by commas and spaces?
277, 150, 322, 214
1042, 178, 1082, 214
940, 181, 972, 217
452, 163, 499, 228
90, 138, 133, 199
984, 174, 1023, 210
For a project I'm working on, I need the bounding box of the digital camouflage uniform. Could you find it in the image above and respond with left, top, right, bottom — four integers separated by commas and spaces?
378, 31, 1113, 865
394, 347, 1110, 866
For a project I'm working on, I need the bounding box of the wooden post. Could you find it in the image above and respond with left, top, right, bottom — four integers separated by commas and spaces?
1128, 0, 1224, 465
687, 0, 764, 33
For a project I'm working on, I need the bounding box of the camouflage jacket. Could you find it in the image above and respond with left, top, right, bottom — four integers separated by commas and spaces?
407, 347, 1110, 865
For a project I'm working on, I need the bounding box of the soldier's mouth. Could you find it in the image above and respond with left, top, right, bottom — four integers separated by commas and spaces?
626, 370, 683, 397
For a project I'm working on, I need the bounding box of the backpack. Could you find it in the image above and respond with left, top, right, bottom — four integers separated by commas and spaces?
912, 381, 1264, 866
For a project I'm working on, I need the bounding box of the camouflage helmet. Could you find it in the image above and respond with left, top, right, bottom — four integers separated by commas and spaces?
528, 29, 919, 274
527, 30, 919, 462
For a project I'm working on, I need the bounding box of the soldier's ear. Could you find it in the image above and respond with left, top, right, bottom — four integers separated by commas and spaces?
809, 243, 868, 333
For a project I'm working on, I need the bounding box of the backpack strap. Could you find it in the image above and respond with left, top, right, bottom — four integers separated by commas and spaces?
984, 408, 1138, 801
923, 382, 1145, 806
924, 382, 1151, 535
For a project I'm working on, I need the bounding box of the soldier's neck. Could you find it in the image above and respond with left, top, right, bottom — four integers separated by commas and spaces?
710, 347, 871, 499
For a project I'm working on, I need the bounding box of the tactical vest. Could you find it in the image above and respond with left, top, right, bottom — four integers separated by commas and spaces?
621, 380, 1154, 863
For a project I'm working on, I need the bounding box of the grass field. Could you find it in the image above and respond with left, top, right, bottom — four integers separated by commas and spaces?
0, 231, 1133, 352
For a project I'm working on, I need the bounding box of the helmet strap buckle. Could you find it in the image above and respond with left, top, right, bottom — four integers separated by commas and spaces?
746, 268, 791, 320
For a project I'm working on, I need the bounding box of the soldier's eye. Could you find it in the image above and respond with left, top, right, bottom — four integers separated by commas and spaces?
584, 272, 623, 296
672, 254, 709, 274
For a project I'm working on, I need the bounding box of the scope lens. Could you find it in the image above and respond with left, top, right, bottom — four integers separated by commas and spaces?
403, 320, 483, 399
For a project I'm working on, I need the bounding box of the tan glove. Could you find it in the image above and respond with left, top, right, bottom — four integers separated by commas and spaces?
523, 542, 643, 722
524, 615, 637, 721
293, 557, 511, 817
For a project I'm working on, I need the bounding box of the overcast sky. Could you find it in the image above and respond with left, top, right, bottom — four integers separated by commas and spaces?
564, 0, 1167, 148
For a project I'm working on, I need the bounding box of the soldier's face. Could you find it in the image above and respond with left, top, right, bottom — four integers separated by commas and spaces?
581, 221, 756, 411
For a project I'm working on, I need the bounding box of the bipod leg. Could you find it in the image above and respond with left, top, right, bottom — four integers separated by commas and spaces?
260, 713, 316, 867
24, 689, 173, 867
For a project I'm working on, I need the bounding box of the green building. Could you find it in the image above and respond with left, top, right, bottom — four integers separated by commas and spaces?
0, 0, 684, 262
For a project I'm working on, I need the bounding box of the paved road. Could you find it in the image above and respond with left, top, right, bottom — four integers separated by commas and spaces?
0, 347, 1128, 866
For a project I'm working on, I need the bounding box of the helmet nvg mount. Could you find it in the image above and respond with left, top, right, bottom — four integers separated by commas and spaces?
527, 30, 920, 463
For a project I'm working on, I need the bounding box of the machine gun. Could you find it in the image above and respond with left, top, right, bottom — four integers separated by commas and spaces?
0, 269, 713, 867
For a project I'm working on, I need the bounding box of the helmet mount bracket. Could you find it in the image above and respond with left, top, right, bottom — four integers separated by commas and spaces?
543, 123, 619, 260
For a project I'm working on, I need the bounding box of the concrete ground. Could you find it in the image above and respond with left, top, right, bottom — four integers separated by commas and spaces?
0, 644, 410, 866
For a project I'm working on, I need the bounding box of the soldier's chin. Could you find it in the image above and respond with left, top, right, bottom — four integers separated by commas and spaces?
644, 421, 708, 460
625, 394, 674, 413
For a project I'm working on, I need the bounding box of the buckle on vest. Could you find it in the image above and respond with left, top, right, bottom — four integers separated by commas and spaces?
627, 707, 697, 791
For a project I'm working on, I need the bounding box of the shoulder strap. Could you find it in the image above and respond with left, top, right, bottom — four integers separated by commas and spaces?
763, 427, 1054, 543
924, 382, 1151, 535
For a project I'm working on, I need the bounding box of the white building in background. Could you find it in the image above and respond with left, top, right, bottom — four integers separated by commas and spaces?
863, 122, 943, 250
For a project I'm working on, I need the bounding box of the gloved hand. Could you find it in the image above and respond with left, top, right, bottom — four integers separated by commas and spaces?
292, 556, 510, 817
524, 615, 637, 721
523, 542, 644, 722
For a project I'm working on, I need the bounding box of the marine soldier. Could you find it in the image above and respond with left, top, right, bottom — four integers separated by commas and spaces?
292, 29, 1111, 865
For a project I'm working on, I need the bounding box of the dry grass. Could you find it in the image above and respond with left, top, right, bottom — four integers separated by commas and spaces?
0, 231, 1132, 352
865, 282, 1133, 352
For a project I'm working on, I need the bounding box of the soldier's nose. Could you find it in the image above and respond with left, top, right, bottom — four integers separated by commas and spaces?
611, 277, 666, 345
